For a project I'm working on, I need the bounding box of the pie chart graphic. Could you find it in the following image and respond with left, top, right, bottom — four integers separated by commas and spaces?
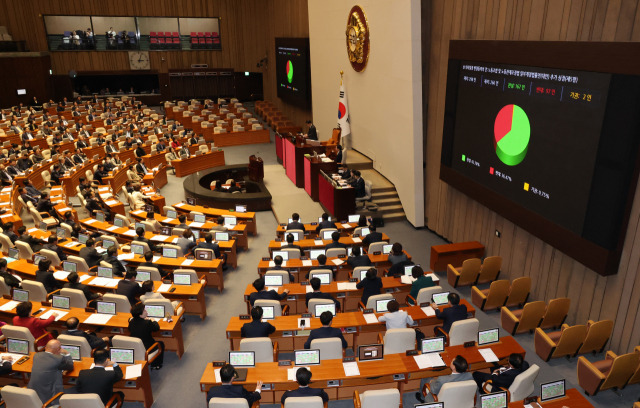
494, 104, 530, 166
286, 60, 294, 83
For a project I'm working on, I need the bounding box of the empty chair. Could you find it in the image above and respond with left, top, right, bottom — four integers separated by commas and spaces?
471, 279, 510, 311
325, 248, 346, 258
310, 337, 344, 360
482, 364, 540, 402
30, 207, 58, 228
406, 285, 443, 306
626, 346, 640, 386
102, 293, 131, 313
447, 258, 481, 288
254, 299, 288, 316
141, 220, 158, 233
367, 241, 388, 254
60, 288, 89, 308
59, 392, 123, 408
265, 270, 291, 284
475, 255, 502, 284
21, 280, 50, 302
239, 337, 278, 363
534, 324, 588, 361
504, 276, 531, 308
353, 388, 400, 408
163, 243, 182, 257
447, 318, 479, 346
500, 301, 546, 335
539, 297, 570, 330
15, 240, 34, 260
426, 379, 476, 408
0, 277, 10, 297
40, 248, 62, 267
67, 255, 90, 273
112, 335, 161, 366
309, 269, 333, 283
577, 319, 613, 355
57, 334, 93, 358
208, 398, 252, 408
114, 214, 131, 227
0, 232, 14, 253
380, 328, 415, 354
577, 350, 639, 395
283, 396, 323, 408
361, 293, 394, 310
1, 385, 62, 408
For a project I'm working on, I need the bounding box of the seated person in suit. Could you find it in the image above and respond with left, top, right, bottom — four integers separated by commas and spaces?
362, 224, 384, 250
175, 214, 189, 229
0, 258, 21, 288
13, 301, 56, 348
281, 367, 329, 405
473, 353, 530, 394
64, 272, 101, 305
176, 228, 197, 257
206, 364, 262, 405
347, 245, 372, 269
356, 267, 383, 307
304, 120, 317, 140
104, 246, 126, 277
133, 226, 158, 252
315, 212, 337, 234
16, 225, 46, 252
417, 355, 473, 403
210, 215, 228, 232
286, 212, 305, 232
140, 251, 169, 278
116, 270, 145, 305
240, 306, 276, 338
432, 292, 468, 336
387, 260, 414, 278
407, 265, 435, 305
36, 259, 61, 294
304, 311, 347, 349
325, 231, 347, 250
2, 222, 19, 243
36, 192, 58, 219
74, 348, 124, 406
93, 164, 108, 185
249, 277, 290, 306
350, 170, 366, 199
305, 255, 335, 280
305, 277, 340, 311
140, 280, 180, 312
128, 303, 164, 370
378, 299, 414, 329
63, 316, 108, 350
387, 242, 408, 265
194, 233, 223, 261
281, 233, 304, 256
269, 255, 295, 283
79, 238, 104, 268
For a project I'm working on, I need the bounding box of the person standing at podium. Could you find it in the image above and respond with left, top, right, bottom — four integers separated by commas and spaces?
305, 120, 317, 141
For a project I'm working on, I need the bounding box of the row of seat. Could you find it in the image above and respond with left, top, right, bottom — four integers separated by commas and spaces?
447, 256, 502, 288
471, 276, 531, 311
534, 319, 613, 361
578, 346, 640, 396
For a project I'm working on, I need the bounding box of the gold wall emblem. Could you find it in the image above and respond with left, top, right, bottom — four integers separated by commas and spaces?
346, 5, 369, 72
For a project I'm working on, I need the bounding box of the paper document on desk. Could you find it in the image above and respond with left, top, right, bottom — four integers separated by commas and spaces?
153, 256, 161, 263
64, 241, 80, 248
214, 368, 221, 383
107, 226, 119, 232
104, 279, 119, 288
340, 223, 350, 229
190, 222, 204, 228
400, 275, 416, 285
79, 275, 92, 282
105, 200, 119, 206
89, 277, 109, 287
3, 353, 27, 364
288, 367, 309, 381
39, 309, 68, 321
83, 313, 113, 325
426, 273, 439, 282
175, 202, 185, 208
351, 237, 362, 243
85, 219, 98, 225
343, 362, 360, 376
414, 353, 445, 369
125, 364, 142, 379
118, 253, 135, 260
27, 228, 38, 233
131, 210, 143, 215
332, 258, 344, 265
337, 282, 358, 291
164, 217, 175, 222
57, 207, 72, 213
181, 259, 194, 266
302, 260, 312, 267
479, 348, 499, 362
363, 314, 378, 324
314, 240, 324, 246
151, 235, 169, 241
305, 286, 313, 293
123, 229, 137, 237
421, 306, 436, 317
0, 301, 19, 311
157, 284, 172, 293
53, 271, 70, 280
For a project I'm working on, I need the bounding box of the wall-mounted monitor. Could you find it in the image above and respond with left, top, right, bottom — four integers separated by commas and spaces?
275, 37, 311, 107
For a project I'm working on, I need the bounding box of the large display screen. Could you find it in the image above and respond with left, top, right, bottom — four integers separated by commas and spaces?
275, 38, 311, 107
441, 41, 640, 276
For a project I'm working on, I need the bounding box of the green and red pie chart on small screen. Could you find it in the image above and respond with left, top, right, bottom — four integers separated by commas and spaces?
494, 104, 530, 166
286, 60, 293, 83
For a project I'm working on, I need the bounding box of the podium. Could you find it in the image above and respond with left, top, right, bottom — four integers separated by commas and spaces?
248, 155, 264, 181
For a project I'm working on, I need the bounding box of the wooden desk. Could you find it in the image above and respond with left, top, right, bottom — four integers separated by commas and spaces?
143, 165, 167, 189
104, 165, 129, 194
201, 335, 521, 404
142, 151, 168, 169
209, 128, 270, 147
304, 155, 338, 201
0, 297, 185, 358
225, 301, 474, 351
82, 143, 107, 160
430, 241, 485, 272
173, 202, 257, 236
282, 135, 326, 188
1, 352, 154, 408
60, 158, 101, 197
276, 222, 359, 239
508, 388, 594, 407
267, 234, 391, 254
318, 171, 356, 222
173, 150, 225, 177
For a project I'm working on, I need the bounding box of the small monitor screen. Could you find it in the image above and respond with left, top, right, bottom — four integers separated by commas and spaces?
235, 205, 247, 213
113, 218, 125, 227
286, 232, 299, 241
478, 328, 500, 346
318, 216, 332, 223
421, 337, 445, 354
229, 351, 255, 367
145, 304, 165, 319
135, 222, 145, 231
97, 266, 113, 278
405, 264, 419, 276
294, 349, 321, 366
39, 221, 48, 231
432, 292, 450, 305
192, 229, 200, 240
348, 214, 360, 223
195, 249, 212, 260
272, 250, 288, 261
33, 254, 46, 266
166, 209, 177, 219
162, 247, 178, 258
56, 227, 67, 238
110, 348, 135, 364
264, 274, 283, 287
161, 226, 172, 235
173, 273, 191, 285
95, 211, 105, 222
224, 216, 237, 226
382, 244, 393, 255
13, 289, 29, 302
61, 344, 81, 361
309, 249, 325, 260
78, 233, 89, 244
96, 301, 116, 315
540, 380, 566, 402
314, 303, 336, 317
288, 218, 295, 223
359, 269, 368, 281
360, 227, 370, 236
415, 403, 444, 408
130, 244, 145, 255
311, 272, 330, 285
480, 391, 508, 408
136, 271, 151, 282
376, 299, 392, 313
52, 295, 70, 310
193, 214, 206, 223
215, 232, 229, 241
145, 205, 155, 214
322, 230, 334, 240
186, 197, 196, 205
63, 261, 77, 273
261, 305, 275, 320
8, 248, 19, 259
102, 239, 115, 249
16, 89, 26, 95
358, 344, 384, 361
7, 338, 29, 355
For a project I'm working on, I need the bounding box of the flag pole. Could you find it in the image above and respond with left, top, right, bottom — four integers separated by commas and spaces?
340, 70, 343, 86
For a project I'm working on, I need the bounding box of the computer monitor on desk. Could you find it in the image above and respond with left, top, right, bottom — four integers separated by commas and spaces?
163, 247, 178, 258
432, 292, 450, 306
78, 233, 89, 244
224, 216, 237, 226
286, 231, 300, 241
13, 289, 29, 302
421, 337, 445, 354
540, 379, 566, 402
264, 274, 283, 287
215, 232, 229, 241
294, 349, 320, 366
348, 214, 360, 223
52, 295, 70, 310
309, 249, 325, 260
480, 391, 507, 408
97, 266, 113, 278
186, 197, 196, 205
312, 272, 331, 285
130, 243, 145, 255
110, 348, 135, 365
194, 249, 213, 260
229, 351, 255, 367
375, 298, 392, 313
145, 304, 165, 319
314, 303, 336, 317
173, 273, 191, 285
165, 209, 177, 219
415, 403, 443, 408
193, 214, 206, 223
7, 338, 29, 355
161, 226, 173, 236
96, 301, 116, 315
61, 344, 81, 361
136, 271, 151, 282
95, 211, 105, 222
261, 306, 275, 320
382, 244, 393, 255
235, 205, 247, 213
478, 328, 500, 346
272, 250, 288, 261
63, 261, 77, 273
321, 230, 334, 240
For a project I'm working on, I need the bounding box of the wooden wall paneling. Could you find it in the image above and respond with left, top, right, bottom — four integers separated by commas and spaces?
615, 0, 638, 40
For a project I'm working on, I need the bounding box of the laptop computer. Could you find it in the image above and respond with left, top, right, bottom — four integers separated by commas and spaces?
110, 348, 135, 364
314, 303, 336, 318
294, 349, 321, 366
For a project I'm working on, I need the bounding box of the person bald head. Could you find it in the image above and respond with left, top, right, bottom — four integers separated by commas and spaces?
45, 339, 62, 354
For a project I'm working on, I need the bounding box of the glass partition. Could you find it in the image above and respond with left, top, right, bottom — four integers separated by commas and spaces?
44, 16, 93, 50
137, 17, 180, 50
179, 18, 221, 50
91, 17, 138, 50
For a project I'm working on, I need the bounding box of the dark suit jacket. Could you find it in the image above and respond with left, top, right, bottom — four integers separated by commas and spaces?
116, 279, 145, 305
307, 124, 317, 140
195, 242, 221, 259
304, 326, 347, 349
347, 255, 372, 269
281, 386, 329, 404
281, 243, 303, 256
486, 361, 530, 389
286, 221, 306, 232
36, 270, 60, 293
79, 246, 103, 268
128, 316, 160, 349
241, 320, 276, 338
435, 304, 468, 333
63, 328, 106, 349
104, 255, 126, 276
315, 220, 337, 234
75, 365, 123, 404
326, 241, 347, 250
207, 384, 261, 406
0, 270, 21, 288
305, 291, 340, 310
356, 277, 383, 305
352, 177, 366, 198
64, 281, 99, 301
362, 231, 384, 249
249, 290, 287, 306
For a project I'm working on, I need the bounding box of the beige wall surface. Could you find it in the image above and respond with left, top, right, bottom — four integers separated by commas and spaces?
308, 0, 424, 227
